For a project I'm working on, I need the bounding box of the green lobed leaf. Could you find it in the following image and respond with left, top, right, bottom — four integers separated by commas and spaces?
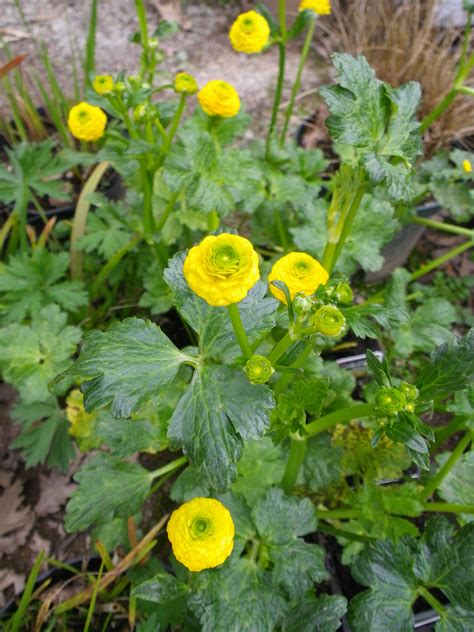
437, 451, 474, 523
65, 454, 153, 532
0, 250, 88, 325
416, 329, 474, 401
57, 317, 188, 418
11, 397, 74, 471
188, 558, 288, 632
97, 413, 168, 457
168, 365, 274, 491
132, 572, 189, 604
283, 594, 348, 632
320, 53, 421, 201
232, 438, 286, 506
303, 433, 343, 492
0, 304, 81, 404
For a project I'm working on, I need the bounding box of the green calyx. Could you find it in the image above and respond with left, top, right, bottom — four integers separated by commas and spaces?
244, 355, 274, 384
293, 293, 313, 316
313, 305, 346, 337
375, 386, 407, 416
332, 282, 353, 305
191, 515, 213, 539
399, 381, 419, 401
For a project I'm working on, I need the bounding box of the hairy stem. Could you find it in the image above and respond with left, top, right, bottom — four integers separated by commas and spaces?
281, 432, 307, 493
306, 403, 375, 436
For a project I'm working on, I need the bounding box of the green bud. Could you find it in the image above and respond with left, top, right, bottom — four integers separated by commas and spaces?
399, 382, 419, 401
293, 293, 313, 316
244, 355, 274, 384
375, 387, 406, 416
405, 402, 415, 413
333, 282, 353, 305
133, 104, 147, 122
314, 305, 346, 337
141, 82, 151, 90
148, 37, 159, 49
114, 81, 126, 92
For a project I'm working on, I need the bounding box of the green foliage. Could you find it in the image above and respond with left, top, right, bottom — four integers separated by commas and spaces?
57, 317, 189, 417
168, 365, 274, 491
348, 518, 474, 631
273, 378, 329, 442
418, 149, 474, 221
0, 140, 85, 204
436, 451, 474, 523
416, 329, 474, 401
321, 54, 422, 200
132, 572, 189, 603
0, 304, 81, 404
0, 250, 88, 324
291, 193, 400, 275
11, 397, 75, 471
77, 196, 134, 259
284, 594, 348, 632
65, 453, 153, 532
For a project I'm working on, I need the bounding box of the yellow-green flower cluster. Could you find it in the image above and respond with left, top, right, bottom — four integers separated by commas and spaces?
93, 74, 114, 95
313, 305, 346, 337
68, 102, 107, 142
229, 10, 270, 54
183, 233, 259, 306
167, 497, 235, 572
175, 72, 198, 94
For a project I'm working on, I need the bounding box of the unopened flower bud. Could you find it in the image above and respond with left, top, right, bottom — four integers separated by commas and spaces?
314, 305, 346, 337
133, 104, 147, 122
293, 293, 313, 316
148, 37, 159, 49
405, 402, 415, 413
332, 282, 353, 305
375, 386, 406, 416
399, 382, 419, 402
244, 355, 274, 384
114, 81, 126, 92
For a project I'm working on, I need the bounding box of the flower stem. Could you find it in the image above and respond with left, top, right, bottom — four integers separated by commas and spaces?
141, 162, 156, 235
315, 508, 359, 520
149, 456, 188, 481
418, 587, 446, 616
266, 41, 287, 156
164, 93, 186, 153
274, 208, 289, 251
306, 403, 375, 437
281, 432, 307, 493
227, 303, 253, 358
91, 234, 142, 299
280, 17, 315, 143
410, 240, 474, 281
329, 182, 367, 274
267, 331, 295, 365
207, 209, 220, 233
423, 502, 474, 514
434, 416, 467, 447
421, 431, 472, 500
412, 216, 474, 239
274, 343, 312, 395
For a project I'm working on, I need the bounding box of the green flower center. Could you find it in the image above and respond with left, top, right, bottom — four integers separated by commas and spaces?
293, 260, 311, 276
208, 244, 243, 276
191, 516, 213, 539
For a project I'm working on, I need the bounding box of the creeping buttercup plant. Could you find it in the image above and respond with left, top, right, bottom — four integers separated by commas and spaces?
1, 0, 474, 630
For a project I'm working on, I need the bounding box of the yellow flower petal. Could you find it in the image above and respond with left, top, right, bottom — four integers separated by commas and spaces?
167, 497, 235, 572
198, 80, 241, 118
229, 11, 270, 54
183, 233, 259, 306
268, 252, 329, 303
68, 102, 107, 142
299, 0, 331, 15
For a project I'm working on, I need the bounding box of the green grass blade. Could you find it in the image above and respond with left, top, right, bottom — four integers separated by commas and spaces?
84, 0, 99, 85
7, 550, 46, 632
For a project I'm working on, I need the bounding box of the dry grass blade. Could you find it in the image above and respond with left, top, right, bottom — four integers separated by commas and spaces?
0, 54, 27, 79
316, 0, 474, 153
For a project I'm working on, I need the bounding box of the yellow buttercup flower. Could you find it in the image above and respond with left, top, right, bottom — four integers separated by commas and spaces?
183, 233, 259, 306
68, 102, 107, 142
463, 159, 472, 173
299, 0, 332, 14
93, 75, 114, 95
229, 10, 270, 54
175, 72, 198, 95
167, 497, 235, 572
198, 80, 241, 118
268, 252, 329, 303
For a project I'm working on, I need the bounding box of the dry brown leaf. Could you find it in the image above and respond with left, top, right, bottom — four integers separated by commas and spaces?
0, 569, 24, 607
0, 478, 34, 537
35, 472, 74, 517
